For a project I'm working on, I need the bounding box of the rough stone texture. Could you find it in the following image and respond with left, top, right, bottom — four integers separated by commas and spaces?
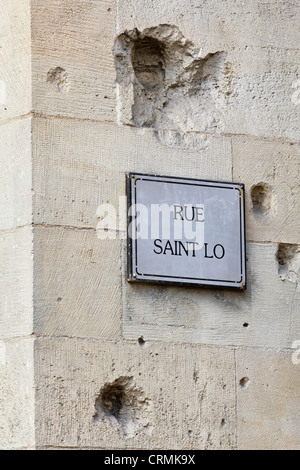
0, 226, 33, 340
123, 242, 300, 349
277, 243, 300, 284
33, 226, 122, 340
34, 337, 237, 450
32, 118, 232, 229
31, 0, 116, 121
94, 376, 153, 440
0, 2, 33, 448
0, 338, 35, 449
233, 137, 300, 245
0, 0, 31, 122
236, 347, 300, 450
1, 0, 300, 451
115, 25, 231, 134
117, 0, 300, 51
116, 0, 300, 141
0, 119, 32, 231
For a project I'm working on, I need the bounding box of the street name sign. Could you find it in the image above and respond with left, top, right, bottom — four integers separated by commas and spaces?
127, 173, 246, 290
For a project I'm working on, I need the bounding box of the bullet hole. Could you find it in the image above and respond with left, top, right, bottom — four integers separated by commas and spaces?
99, 379, 123, 419
115, 25, 229, 134
251, 183, 274, 218
277, 243, 300, 283
57, 297, 63, 303
94, 377, 153, 439
47, 67, 70, 95
243, 323, 249, 328
138, 337, 146, 348
132, 36, 166, 91
221, 419, 227, 428
239, 377, 250, 390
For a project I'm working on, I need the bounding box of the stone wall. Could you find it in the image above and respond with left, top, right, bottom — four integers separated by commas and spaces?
0, 0, 300, 450
0, 0, 34, 450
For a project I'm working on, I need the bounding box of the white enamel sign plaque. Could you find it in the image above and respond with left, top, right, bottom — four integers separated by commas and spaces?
127, 173, 246, 290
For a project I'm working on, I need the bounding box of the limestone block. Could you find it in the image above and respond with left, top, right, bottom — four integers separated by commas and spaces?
32, 118, 232, 229
123, 242, 300, 349
236, 347, 300, 450
31, 0, 116, 122
0, 0, 31, 121
0, 338, 35, 449
233, 136, 300, 245
0, 119, 32, 231
33, 226, 122, 340
290, 283, 300, 346
0, 226, 33, 339
116, 0, 300, 141
34, 337, 236, 449
117, 0, 300, 52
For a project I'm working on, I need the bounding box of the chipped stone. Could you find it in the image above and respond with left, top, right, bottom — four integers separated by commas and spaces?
115, 25, 230, 135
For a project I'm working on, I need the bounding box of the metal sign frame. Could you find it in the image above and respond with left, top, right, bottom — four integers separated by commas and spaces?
127, 173, 247, 290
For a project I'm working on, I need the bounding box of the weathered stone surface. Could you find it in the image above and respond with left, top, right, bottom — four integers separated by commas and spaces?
236, 347, 300, 450
116, 0, 300, 141
233, 136, 300, 245
0, 338, 35, 449
1, 0, 299, 452
32, 0, 116, 121
117, 0, 300, 51
35, 337, 237, 449
289, 283, 300, 347
0, 0, 31, 121
123, 242, 300, 349
0, 119, 32, 231
32, 118, 232, 229
33, 226, 122, 340
0, 226, 33, 339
